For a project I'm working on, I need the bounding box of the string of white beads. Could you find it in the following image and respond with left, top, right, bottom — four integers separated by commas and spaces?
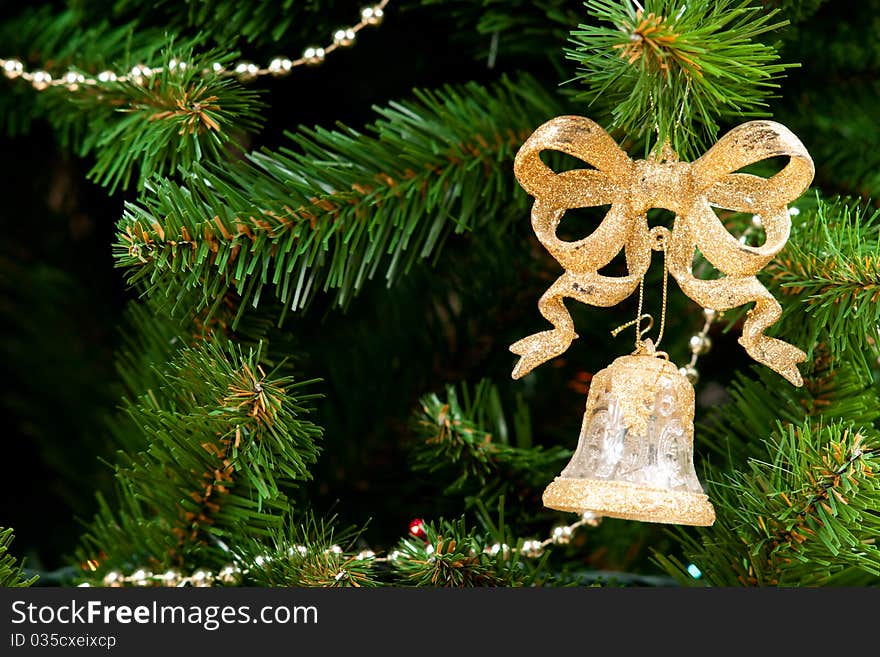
0, 2, 391, 92
83, 511, 601, 586
679, 307, 717, 385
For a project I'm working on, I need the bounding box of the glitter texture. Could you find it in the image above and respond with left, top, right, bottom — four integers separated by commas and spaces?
542, 352, 715, 526
510, 116, 815, 386
542, 478, 715, 526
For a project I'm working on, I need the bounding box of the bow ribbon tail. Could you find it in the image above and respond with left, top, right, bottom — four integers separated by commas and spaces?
667, 199, 807, 386
672, 269, 805, 386
740, 295, 806, 387
510, 271, 641, 379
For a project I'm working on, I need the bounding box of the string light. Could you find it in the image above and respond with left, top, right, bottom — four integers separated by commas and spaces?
1, 2, 390, 92
79, 511, 600, 587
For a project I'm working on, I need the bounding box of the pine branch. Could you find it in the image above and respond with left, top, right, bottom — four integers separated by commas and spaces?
232, 512, 380, 587
114, 74, 564, 322
0, 528, 37, 587
77, 289, 312, 580
105, 0, 329, 46
108, 287, 305, 437
698, 348, 880, 467
411, 379, 570, 500
655, 421, 880, 586
766, 196, 880, 370
567, 0, 792, 158
77, 47, 265, 193
776, 81, 880, 199
78, 340, 323, 574
1, 7, 265, 193
101, 293, 305, 505
390, 517, 542, 586
0, 5, 170, 136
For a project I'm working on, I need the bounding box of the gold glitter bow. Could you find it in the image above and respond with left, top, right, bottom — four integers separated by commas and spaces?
511, 116, 815, 386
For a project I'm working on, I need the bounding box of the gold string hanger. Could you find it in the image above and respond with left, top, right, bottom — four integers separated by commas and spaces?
614, 119, 675, 357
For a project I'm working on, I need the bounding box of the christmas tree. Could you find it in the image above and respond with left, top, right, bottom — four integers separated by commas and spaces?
2, 0, 878, 589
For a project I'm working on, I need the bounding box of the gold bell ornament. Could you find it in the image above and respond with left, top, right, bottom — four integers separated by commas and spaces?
510, 116, 814, 526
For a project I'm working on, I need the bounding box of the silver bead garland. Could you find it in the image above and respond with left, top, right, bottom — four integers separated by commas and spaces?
82, 511, 600, 587
1, 2, 391, 92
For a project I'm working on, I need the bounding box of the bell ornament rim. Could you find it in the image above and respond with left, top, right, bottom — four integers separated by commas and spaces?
542, 476, 716, 527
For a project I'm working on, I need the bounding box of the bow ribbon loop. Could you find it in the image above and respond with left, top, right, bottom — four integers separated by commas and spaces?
514, 115, 631, 209
511, 116, 815, 386
693, 120, 814, 209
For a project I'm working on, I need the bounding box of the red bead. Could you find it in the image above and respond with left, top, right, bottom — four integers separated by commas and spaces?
408, 518, 427, 541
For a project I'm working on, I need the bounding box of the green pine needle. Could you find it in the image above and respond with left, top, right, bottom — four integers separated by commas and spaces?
567, 0, 792, 158
114, 74, 563, 322
412, 379, 570, 497
766, 196, 880, 371
0, 528, 37, 587
656, 421, 880, 586
80, 47, 265, 193
233, 512, 380, 588
77, 340, 323, 574
390, 517, 540, 587
108, 0, 318, 45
